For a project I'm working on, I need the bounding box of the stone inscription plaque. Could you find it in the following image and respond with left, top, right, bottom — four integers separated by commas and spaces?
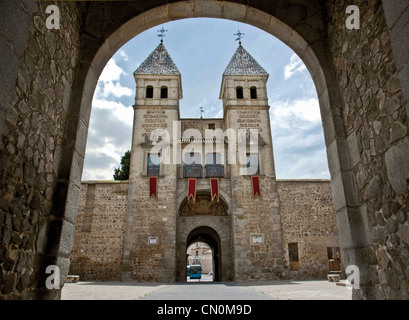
237, 110, 262, 132
142, 110, 168, 134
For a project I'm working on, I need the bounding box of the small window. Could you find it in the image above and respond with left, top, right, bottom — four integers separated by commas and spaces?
288, 243, 299, 271
160, 86, 168, 99
246, 153, 259, 175
250, 87, 257, 99
208, 123, 215, 130
327, 247, 341, 272
184, 153, 202, 178
327, 247, 341, 260
146, 86, 153, 98
236, 87, 244, 99
147, 153, 160, 176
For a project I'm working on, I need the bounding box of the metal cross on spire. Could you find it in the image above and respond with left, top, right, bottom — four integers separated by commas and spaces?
234, 30, 245, 45
199, 106, 204, 119
157, 26, 168, 43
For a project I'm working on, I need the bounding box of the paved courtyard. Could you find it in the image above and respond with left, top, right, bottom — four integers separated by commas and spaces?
61, 280, 352, 300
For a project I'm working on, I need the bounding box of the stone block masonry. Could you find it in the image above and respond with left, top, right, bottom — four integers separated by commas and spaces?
278, 180, 340, 279
326, 0, 409, 299
69, 182, 128, 281
0, 1, 82, 299
69, 179, 340, 282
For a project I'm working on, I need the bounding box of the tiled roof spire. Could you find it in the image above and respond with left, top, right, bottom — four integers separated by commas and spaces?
223, 44, 268, 76
134, 42, 180, 76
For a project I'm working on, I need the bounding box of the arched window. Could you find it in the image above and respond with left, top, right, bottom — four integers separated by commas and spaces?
236, 86, 244, 99
160, 86, 168, 99
250, 87, 257, 99
146, 86, 153, 98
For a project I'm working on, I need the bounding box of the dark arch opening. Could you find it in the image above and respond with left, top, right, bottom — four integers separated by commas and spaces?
236, 86, 244, 99
186, 226, 222, 282
146, 85, 153, 98
250, 86, 257, 99
160, 86, 168, 98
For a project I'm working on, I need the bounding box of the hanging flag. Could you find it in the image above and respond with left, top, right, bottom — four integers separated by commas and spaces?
187, 178, 196, 202
149, 176, 158, 199
252, 175, 261, 199
210, 178, 219, 202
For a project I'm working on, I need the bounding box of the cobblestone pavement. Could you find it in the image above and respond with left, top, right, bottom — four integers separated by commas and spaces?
61, 280, 352, 300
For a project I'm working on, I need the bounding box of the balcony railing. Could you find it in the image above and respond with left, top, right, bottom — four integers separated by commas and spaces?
182, 164, 225, 178
183, 164, 202, 178
205, 164, 224, 178
147, 166, 160, 176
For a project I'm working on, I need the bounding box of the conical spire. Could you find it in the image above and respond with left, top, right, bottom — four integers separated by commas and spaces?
134, 42, 180, 76
223, 44, 268, 76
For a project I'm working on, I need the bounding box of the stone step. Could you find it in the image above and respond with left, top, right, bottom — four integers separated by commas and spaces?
66, 275, 80, 283
327, 274, 341, 282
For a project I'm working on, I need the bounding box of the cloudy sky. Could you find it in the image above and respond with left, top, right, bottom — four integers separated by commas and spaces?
82, 18, 330, 180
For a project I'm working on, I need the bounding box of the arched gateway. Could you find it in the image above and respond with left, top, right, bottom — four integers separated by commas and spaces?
1, 0, 408, 300
176, 193, 233, 282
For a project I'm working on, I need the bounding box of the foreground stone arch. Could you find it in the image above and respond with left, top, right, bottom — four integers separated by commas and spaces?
0, 0, 408, 299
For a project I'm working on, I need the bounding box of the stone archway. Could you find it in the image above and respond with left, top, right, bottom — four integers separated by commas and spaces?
1, 0, 408, 299
186, 227, 222, 282
176, 192, 233, 282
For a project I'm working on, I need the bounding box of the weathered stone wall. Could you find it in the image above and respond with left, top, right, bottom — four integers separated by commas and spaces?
277, 180, 340, 279
69, 182, 128, 281
123, 176, 178, 282
231, 175, 284, 281
326, 0, 409, 299
0, 1, 81, 299
69, 179, 339, 282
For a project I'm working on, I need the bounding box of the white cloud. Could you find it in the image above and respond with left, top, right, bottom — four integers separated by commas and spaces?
93, 98, 134, 127
270, 97, 321, 129
284, 53, 307, 80
99, 59, 124, 82
97, 59, 133, 99
82, 57, 135, 180
101, 81, 133, 99
269, 97, 329, 179
118, 49, 129, 61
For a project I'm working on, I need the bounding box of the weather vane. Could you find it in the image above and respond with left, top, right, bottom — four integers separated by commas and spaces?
200, 106, 204, 119
234, 30, 245, 45
157, 26, 168, 43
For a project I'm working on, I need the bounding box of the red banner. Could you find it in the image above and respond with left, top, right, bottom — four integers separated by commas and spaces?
252, 176, 261, 199
149, 176, 158, 199
187, 178, 196, 202
210, 178, 219, 202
